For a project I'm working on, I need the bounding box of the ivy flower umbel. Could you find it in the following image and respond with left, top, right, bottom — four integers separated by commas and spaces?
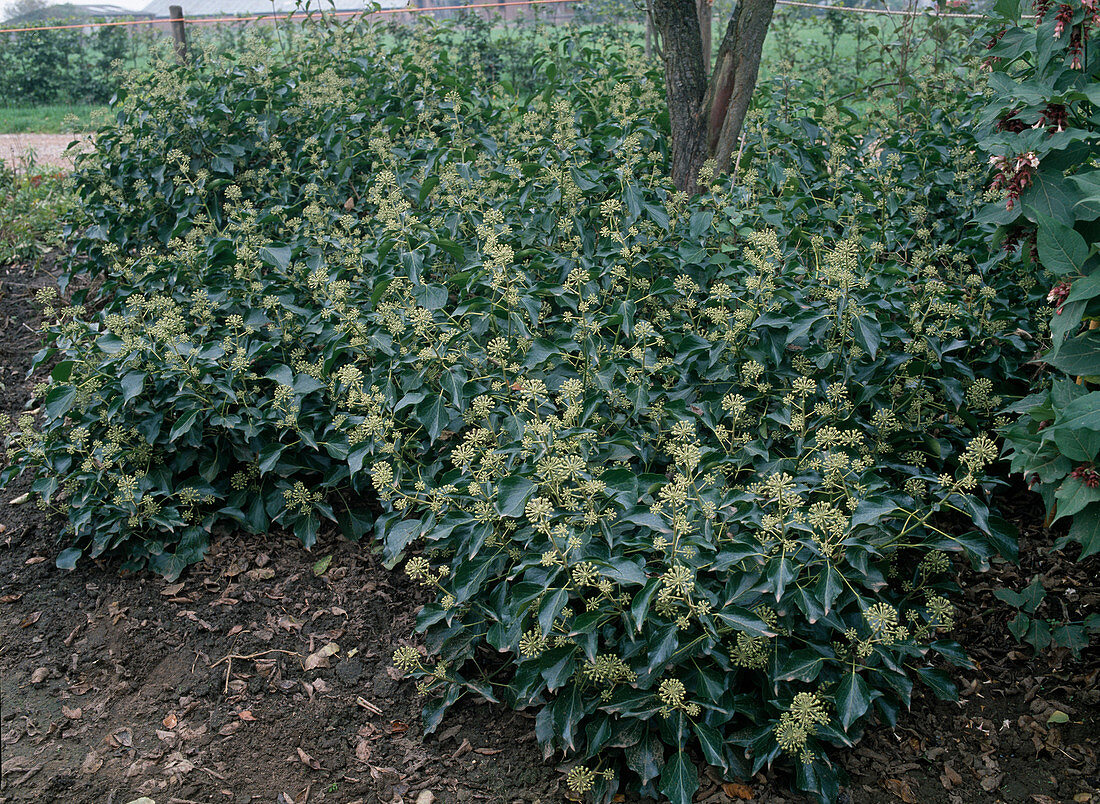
775, 691, 829, 762
657, 678, 700, 718
392, 645, 421, 672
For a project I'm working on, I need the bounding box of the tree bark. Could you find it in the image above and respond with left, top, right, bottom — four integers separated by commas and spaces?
652, 0, 778, 194
653, 0, 709, 193
697, 0, 713, 70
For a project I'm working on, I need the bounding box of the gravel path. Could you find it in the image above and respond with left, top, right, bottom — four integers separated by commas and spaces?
0, 133, 94, 171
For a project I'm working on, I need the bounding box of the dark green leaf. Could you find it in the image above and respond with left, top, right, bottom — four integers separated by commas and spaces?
658, 750, 697, 804
497, 476, 535, 518
835, 672, 871, 730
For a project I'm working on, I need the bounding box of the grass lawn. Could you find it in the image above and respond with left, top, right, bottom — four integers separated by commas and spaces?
0, 104, 106, 135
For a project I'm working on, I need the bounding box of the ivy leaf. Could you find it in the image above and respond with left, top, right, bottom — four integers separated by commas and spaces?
538, 587, 570, 637
168, 409, 201, 442
713, 606, 776, 638
853, 315, 882, 360
624, 728, 661, 785
658, 750, 697, 804
418, 395, 449, 443
915, 667, 957, 700
259, 244, 292, 271
382, 519, 421, 569
121, 371, 145, 404
496, 476, 535, 518
835, 672, 871, 730
777, 650, 825, 683
551, 682, 584, 752
55, 547, 81, 570
44, 385, 77, 421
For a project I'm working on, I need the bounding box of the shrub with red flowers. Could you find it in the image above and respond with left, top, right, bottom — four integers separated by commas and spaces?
988, 151, 1039, 210
985, 0, 1100, 568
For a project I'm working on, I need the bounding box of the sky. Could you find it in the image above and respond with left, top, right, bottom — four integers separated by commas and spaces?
1, 0, 151, 21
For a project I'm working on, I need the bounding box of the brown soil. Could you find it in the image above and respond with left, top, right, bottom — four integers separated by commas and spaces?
0, 254, 1098, 804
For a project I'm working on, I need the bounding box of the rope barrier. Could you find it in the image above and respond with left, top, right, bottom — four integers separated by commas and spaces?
0, 0, 574, 33
0, 0, 991, 34
775, 0, 988, 18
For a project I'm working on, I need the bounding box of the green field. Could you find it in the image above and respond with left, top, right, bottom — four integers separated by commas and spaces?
0, 103, 106, 135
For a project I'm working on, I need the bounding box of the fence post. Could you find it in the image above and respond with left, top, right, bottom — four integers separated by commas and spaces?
169, 5, 188, 64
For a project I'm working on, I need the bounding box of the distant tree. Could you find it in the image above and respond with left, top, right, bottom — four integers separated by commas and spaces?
4, 0, 48, 20
651, 0, 777, 194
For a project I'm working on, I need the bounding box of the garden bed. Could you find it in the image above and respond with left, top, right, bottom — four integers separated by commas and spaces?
0, 256, 1097, 804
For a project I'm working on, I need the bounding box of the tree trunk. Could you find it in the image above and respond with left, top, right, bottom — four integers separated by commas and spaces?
652, 0, 778, 194
653, 0, 710, 193
645, 0, 654, 60
697, 0, 712, 70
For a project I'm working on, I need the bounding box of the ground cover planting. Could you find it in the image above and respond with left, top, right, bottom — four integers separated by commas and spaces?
0, 154, 71, 266
0, 5, 1098, 804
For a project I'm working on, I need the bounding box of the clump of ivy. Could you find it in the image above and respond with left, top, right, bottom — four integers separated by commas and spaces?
0, 16, 1044, 804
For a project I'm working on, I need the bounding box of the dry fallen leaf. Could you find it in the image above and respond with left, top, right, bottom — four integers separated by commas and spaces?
161, 582, 185, 596
24, 556, 46, 565
312, 554, 333, 576
883, 778, 919, 804
296, 747, 321, 770
81, 751, 102, 774
722, 782, 754, 800
355, 739, 372, 763
162, 713, 178, 729
9, 492, 30, 506
0, 593, 23, 603
239, 710, 257, 721
20, 611, 42, 628
111, 727, 133, 747
303, 642, 339, 671
227, 624, 244, 637
473, 747, 503, 755
981, 773, 1004, 792
224, 561, 246, 578
30, 667, 49, 684
277, 615, 302, 632
247, 567, 276, 581
61, 705, 82, 720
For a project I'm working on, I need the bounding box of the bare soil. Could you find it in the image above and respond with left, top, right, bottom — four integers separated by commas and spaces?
0, 254, 1098, 804
0, 135, 93, 171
